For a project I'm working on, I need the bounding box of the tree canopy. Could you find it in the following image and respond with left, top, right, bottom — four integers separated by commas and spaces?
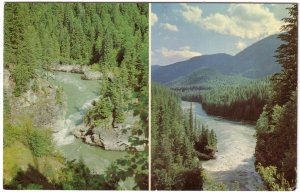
255, 4, 297, 190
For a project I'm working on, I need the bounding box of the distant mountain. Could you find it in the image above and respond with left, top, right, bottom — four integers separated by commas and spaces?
152, 53, 233, 84
151, 65, 162, 73
168, 67, 252, 88
152, 34, 282, 84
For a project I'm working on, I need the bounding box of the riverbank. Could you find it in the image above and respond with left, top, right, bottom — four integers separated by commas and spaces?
181, 99, 257, 125
51, 64, 102, 80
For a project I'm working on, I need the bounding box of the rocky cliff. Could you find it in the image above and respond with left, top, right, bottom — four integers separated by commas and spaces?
4, 69, 67, 132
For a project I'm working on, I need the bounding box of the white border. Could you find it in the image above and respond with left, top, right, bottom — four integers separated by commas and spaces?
1, 1, 299, 191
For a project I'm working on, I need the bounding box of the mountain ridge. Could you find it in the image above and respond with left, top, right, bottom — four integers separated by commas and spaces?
152, 34, 282, 84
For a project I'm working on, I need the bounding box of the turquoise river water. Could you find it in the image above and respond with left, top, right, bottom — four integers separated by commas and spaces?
51, 72, 125, 174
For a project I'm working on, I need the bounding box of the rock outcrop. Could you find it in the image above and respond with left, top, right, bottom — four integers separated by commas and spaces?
51, 64, 102, 80
4, 69, 67, 131
196, 147, 217, 161
51, 64, 88, 74
73, 110, 145, 151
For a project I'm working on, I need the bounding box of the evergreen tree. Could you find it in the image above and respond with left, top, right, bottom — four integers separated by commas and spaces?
272, 5, 297, 105
255, 5, 297, 189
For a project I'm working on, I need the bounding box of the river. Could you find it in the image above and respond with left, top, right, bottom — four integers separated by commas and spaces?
51, 72, 125, 174
182, 101, 266, 190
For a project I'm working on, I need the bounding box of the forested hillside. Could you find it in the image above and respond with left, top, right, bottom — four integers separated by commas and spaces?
255, 4, 297, 190
151, 84, 217, 190
4, 3, 148, 96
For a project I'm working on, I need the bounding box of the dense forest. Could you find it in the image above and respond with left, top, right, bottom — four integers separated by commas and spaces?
174, 78, 270, 122
200, 80, 269, 122
4, 3, 148, 96
151, 84, 217, 190
255, 4, 297, 190
4, 3, 148, 190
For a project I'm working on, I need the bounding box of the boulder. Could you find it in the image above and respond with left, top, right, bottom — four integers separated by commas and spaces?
83, 135, 93, 145
91, 134, 104, 147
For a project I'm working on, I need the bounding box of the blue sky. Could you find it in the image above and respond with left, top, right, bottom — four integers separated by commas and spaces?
151, 3, 291, 66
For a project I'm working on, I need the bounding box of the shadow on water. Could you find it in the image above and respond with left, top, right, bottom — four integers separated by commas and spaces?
205, 157, 266, 191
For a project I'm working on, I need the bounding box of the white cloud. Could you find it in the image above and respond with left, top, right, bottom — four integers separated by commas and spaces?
235, 40, 247, 50
180, 3, 202, 23
161, 23, 179, 32
180, 4, 283, 39
159, 46, 201, 59
151, 12, 158, 26
155, 46, 202, 65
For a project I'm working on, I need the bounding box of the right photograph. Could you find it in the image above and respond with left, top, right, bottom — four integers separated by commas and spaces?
151, 3, 297, 191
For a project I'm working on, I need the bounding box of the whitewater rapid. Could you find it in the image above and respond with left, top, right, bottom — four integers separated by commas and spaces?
182, 101, 266, 190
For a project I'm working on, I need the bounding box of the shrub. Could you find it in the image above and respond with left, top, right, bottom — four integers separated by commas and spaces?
55, 86, 63, 106
29, 129, 53, 157
256, 163, 291, 191
32, 80, 39, 92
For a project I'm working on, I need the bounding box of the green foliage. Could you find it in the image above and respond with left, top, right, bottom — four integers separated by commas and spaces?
176, 79, 270, 121
194, 124, 217, 159
114, 106, 125, 124
103, 151, 148, 190
99, 97, 113, 119
5, 3, 148, 96
58, 160, 101, 190
256, 163, 291, 190
255, 5, 297, 189
4, 117, 33, 147
90, 64, 101, 72
272, 5, 297, 106
4, 115, 54, 157
31, 80, 39, 92
29, 128, 53, 157
25, 184, 43, 190
12, 64, 35, 97
151, 83, 204, 190
55, 86, 63, 106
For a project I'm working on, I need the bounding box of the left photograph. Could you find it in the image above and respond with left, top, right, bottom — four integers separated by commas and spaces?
4, 3, 149, 190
